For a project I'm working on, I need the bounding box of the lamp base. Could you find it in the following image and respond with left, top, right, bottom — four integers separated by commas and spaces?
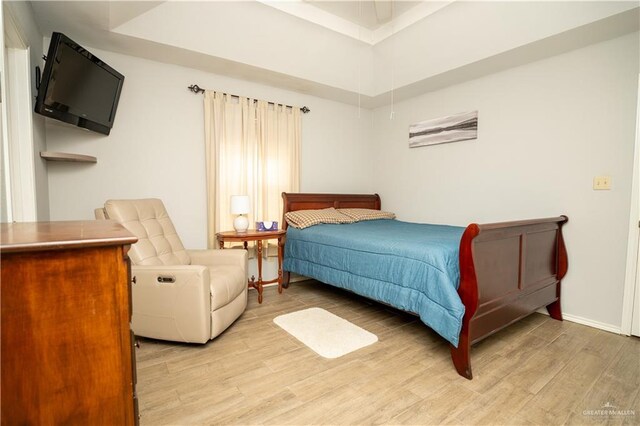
233, 215, 249, 233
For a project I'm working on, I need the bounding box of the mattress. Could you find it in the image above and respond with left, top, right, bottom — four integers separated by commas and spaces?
283, 219, 466, 346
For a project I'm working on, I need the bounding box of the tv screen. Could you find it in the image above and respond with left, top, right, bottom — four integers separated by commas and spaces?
35, 32, 124, 135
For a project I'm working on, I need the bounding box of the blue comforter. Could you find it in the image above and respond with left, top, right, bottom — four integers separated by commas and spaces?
283, 219, 466, 346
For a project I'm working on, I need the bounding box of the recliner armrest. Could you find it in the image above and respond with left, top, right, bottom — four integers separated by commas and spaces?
130, 264, 211, 343
187, 249, 248, 272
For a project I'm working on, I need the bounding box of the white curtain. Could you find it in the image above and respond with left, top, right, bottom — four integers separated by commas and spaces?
204, 91, 301, 249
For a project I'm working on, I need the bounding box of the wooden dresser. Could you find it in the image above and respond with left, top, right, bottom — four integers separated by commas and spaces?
1, 220, 139, 424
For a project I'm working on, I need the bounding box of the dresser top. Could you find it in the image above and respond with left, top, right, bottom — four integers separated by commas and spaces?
1, 220, 137, 253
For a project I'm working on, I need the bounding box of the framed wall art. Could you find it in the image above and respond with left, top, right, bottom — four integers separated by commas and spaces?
409, 111, 478, 148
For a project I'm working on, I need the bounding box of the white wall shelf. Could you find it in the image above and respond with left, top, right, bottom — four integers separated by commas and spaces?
40, 151, 97, 163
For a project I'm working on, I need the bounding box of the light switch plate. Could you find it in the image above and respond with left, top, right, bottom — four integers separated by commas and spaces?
593, 176, 612, 190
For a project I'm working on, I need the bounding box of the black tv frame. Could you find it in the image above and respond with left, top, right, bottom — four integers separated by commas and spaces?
35, 32, 125, 136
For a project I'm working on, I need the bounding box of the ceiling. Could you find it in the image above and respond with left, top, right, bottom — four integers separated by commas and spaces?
29, 1, 426, 35
305, 1, 423, 30
30, 1, 451, 46
27, 1, 640, 108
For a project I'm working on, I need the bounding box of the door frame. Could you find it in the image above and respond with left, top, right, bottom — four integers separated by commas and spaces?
621, 73, 640, 336
2, 4, 37, 222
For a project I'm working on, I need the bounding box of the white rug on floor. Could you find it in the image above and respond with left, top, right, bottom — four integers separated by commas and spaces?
273, 307, 378, 359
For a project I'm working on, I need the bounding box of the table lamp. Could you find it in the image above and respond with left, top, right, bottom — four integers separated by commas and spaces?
230, 195, 250, 233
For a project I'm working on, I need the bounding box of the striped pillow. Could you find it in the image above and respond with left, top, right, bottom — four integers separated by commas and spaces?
338, 208, 396, 222
285, 208, 355, 229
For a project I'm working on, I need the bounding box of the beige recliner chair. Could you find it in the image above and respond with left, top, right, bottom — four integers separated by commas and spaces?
96, 198, 247, 343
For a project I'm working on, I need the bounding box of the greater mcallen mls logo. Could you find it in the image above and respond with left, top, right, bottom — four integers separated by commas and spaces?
583, 402, 636, 417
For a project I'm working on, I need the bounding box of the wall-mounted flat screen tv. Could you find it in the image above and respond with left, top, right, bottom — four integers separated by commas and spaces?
35, 32, 125, 135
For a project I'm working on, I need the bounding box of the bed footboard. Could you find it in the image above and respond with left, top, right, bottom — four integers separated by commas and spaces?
451, 216, 569, 379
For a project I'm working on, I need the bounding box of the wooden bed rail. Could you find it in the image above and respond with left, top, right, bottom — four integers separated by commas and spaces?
451, 215, 569, 379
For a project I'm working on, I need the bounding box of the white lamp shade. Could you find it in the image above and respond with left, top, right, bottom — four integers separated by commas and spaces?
230, 195, 250, 214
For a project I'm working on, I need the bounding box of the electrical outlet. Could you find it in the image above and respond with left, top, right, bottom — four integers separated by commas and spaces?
593, 175, 612, 190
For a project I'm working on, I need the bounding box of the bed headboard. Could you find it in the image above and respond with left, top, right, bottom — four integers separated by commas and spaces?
281, 192, 381, 230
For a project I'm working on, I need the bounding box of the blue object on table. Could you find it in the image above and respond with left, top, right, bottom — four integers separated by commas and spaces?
256, 221, 278, 231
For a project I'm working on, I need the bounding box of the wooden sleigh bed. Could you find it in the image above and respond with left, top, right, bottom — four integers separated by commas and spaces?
281, 192, 568, 380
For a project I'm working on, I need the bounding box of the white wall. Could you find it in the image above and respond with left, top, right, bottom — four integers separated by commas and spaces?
46, 46, 374, 249
372, 33, 639, 330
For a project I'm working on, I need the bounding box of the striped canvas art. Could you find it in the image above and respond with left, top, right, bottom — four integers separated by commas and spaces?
409, 111, 478, 148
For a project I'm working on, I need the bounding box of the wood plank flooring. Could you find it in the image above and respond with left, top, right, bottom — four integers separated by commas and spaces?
136, 280, 639, 425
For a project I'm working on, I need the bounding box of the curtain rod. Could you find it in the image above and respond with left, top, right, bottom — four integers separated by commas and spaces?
187, 84, 310, 114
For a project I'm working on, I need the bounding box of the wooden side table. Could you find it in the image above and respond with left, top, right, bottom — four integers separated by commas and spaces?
216, 229, 286, 304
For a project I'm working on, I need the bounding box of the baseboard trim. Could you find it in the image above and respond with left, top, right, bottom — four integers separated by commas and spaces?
253, 280, 625, 335
536, 308, 622, 334
254, 278, 625, 335
563, 313, 622, 334
269, 279, 625, 334
289, 274, 307, 283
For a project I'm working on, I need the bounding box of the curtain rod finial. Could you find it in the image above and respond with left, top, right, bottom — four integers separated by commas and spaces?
188, 84, 205, 94
301, 106, 310, 114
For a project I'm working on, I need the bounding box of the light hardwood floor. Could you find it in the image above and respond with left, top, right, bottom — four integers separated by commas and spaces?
136, 280, 639, 425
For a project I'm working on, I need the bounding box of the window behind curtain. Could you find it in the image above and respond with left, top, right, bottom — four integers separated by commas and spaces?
204, 91, 301, 248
